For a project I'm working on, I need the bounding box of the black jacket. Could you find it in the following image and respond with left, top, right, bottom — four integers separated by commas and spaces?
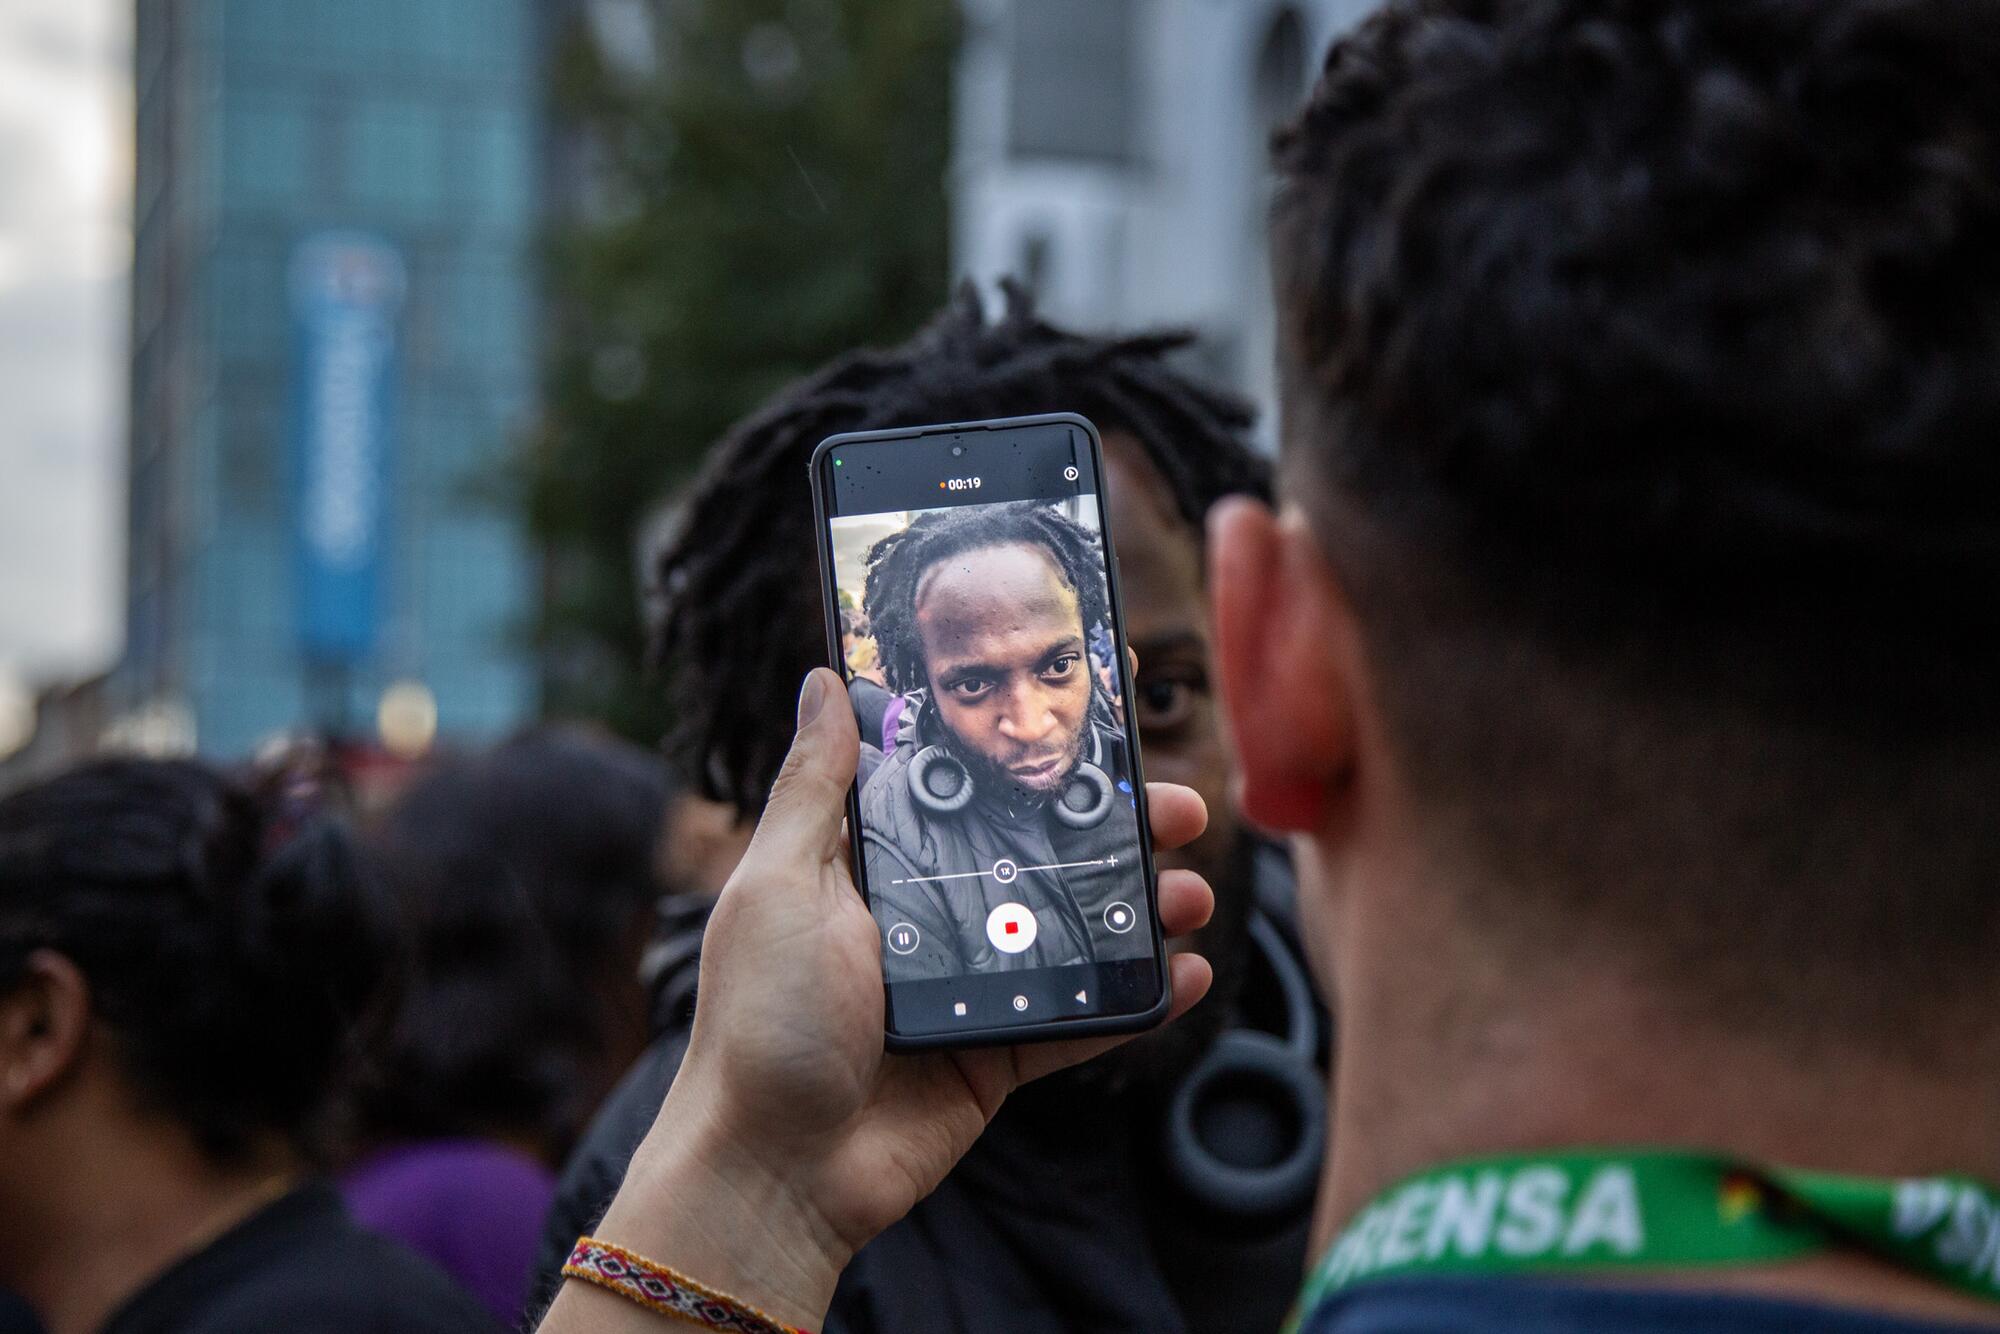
861, 696, 1145, 984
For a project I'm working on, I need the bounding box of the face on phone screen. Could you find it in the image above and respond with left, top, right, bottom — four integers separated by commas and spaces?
816, 417, 1165, 1042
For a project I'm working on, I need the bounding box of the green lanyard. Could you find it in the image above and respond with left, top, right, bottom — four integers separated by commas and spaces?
1285, 1149, 2000, 1332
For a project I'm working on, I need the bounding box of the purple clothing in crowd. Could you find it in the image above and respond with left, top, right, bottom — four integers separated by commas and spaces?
343, 1139, 557, 1326
880, 693, 906, 756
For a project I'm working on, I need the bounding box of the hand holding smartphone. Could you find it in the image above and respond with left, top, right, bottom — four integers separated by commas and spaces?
811, 413, 1169, 1048
548, 667, 1216, 1333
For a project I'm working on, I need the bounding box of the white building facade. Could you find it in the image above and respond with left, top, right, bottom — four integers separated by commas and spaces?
952, 0, 1376, 447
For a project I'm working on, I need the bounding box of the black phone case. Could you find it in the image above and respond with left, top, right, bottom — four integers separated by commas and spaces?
808, 412, 1173, 1051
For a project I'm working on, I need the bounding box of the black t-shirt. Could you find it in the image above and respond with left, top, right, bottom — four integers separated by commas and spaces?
103, 1183, 501, 1334
0, 1290, 38, 1334
822, 1076, 1308, 1334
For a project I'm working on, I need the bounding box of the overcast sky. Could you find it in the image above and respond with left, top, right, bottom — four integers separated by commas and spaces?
0, 0, 127, 691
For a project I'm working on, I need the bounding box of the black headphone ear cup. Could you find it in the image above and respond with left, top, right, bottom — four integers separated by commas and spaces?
1051, 760, 1115, 829
908, 745, 975, 814
1164, 1030, 1327, 1220
1160, 907, 1329, 1220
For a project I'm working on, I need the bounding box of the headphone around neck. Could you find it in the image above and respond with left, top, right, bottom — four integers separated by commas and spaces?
1163, 907, 1329, 1222
905, 693, 1118, 830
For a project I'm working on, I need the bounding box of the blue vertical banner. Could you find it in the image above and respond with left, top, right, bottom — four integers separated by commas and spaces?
289, 232, 406, 664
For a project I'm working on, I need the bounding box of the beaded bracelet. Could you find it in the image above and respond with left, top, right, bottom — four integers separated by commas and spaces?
563, 1237, 813, 1334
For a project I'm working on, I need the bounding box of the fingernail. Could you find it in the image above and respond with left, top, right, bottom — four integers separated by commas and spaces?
797, 671, 828, 728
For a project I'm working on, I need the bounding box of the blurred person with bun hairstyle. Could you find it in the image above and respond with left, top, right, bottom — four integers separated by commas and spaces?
0, 759, 497, 1334
342, 726, 672, 1326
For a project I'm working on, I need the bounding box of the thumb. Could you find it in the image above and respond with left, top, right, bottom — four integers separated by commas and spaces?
750, 668, 860, 865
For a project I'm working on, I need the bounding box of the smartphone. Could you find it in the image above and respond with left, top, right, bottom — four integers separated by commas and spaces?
810, 412, 1169, 1049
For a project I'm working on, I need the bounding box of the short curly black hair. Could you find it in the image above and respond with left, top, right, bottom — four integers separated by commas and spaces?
1275, 0, 2000, 677
1271, 0, 2000, 1040
653, 282, 1269, 815
0, 760, 394, 1163
861, 501, 1108, 698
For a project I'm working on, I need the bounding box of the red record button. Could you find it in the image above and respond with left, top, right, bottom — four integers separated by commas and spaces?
986, 902, 1037, 954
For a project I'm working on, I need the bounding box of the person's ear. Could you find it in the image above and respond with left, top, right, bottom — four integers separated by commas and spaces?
661, 793, 757, 896
1208, 498, 1356, 834
0, 951, 92, 1114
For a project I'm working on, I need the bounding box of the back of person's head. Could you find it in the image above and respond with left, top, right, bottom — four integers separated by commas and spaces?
1270, 0, 2000, 1047
0, 758, 393, 1162
656, 282, 1270, 815
353, 725, 670, 1161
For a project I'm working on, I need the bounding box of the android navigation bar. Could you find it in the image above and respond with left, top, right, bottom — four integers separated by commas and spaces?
889, 959, 1153, 1036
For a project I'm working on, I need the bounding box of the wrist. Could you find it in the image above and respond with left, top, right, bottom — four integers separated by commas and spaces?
590, 1088, 852, 1330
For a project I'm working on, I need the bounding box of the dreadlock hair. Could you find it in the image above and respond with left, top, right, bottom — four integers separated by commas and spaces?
863, 501, 1109, 699
652, 280, 1270, 815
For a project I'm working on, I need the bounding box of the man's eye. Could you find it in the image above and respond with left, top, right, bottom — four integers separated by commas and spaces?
1136, 677, 1195, 729
1041, 654, 1079, 681
948, 678, 993, 700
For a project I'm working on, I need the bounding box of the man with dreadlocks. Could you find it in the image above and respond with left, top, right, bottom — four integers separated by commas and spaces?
533, 284, 1324, 1334
855, 500, 1147, 981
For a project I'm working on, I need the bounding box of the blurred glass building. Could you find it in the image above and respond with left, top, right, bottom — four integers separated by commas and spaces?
953, 0, 1374, 450
117, 0, 551, 759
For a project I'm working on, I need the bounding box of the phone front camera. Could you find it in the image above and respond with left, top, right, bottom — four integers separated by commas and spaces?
951, 444, 965, 457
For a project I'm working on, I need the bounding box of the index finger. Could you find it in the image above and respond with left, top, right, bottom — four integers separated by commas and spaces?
1006, 952, 1215, 1086
1146, 781, 1206, 852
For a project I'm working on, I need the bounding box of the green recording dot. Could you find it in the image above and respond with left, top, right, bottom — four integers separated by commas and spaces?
834, 458, 843, 467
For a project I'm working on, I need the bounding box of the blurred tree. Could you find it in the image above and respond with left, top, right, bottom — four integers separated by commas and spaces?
530, 0, 954, 745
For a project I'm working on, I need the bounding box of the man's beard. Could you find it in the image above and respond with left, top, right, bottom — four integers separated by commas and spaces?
952, 724, 1087, 811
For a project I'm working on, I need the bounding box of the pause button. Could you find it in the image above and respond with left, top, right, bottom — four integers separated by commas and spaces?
887, 922, 921, 955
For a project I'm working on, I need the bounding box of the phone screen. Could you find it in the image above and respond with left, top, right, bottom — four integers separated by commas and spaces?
814, 415, 1166, 1043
